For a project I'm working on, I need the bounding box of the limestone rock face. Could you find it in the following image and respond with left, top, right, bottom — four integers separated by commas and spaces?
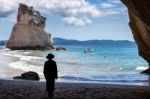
6, 3, 52, 50
121, 0, 150, 66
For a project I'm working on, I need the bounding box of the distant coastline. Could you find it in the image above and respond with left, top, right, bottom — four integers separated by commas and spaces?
0, 38, 135, 47
0, 40, 7, 46
53, 37, 136, 47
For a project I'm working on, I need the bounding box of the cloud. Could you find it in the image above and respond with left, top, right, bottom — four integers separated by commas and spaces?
99, 0, 126, 16
0, 11, 12, 17
0, 0, 126, 25
0, 0, 16, 17
36, 0, 101, 26
36, 0, 101, 16
63, 16, 92, 26
109, 0, 122, 4
100, 3, 115, 9
0, 0, 101, 26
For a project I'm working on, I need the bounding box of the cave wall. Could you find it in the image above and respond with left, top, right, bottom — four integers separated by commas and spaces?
121, 0, 150, 65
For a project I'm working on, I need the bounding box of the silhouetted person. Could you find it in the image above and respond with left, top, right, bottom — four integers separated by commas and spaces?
44, 53, 58, 97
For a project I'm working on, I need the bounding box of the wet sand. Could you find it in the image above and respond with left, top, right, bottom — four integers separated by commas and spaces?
0, 79, 150, 99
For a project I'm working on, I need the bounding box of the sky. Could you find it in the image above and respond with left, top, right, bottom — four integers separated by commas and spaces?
0, 0, 133, 41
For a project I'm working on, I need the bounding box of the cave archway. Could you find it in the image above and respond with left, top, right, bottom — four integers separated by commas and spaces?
121, 0, 150, 73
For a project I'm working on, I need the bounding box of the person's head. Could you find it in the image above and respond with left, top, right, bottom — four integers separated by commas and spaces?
46, 53, 54, 60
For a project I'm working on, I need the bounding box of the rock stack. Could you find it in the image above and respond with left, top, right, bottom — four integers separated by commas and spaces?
6, 3, 52, 50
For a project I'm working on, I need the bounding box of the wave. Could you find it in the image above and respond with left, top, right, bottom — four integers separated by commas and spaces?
9, 61, 43, 75
4, 50, 45, 61
109, 67, 123, 71
135, 66, 148, 71
66, 61, 79, 65
0, 48, 11, 51
2, 49, 48, 78
60, 75, 149, 83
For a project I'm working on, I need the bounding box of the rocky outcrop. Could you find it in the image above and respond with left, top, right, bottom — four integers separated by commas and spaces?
6, 3, 52, 50
121, 0, 150, 73
14, 71, 40, 81
142, 68, 150, 74
56, 46, 66, 51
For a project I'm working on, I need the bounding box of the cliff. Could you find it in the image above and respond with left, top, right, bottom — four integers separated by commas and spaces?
6, 3, 52, 50
121, 0, 150, 73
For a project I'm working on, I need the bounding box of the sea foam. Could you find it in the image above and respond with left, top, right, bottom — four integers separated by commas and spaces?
9, 61, 43, 75
4, 50, 46, 76
135, 66, 148, 71
4, 50, 45, 61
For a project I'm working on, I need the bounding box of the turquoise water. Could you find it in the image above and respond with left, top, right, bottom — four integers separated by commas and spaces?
4, 44, 150, 85
52, 45, 148, 84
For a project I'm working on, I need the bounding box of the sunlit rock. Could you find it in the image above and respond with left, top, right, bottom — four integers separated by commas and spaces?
6, 3, 52, 50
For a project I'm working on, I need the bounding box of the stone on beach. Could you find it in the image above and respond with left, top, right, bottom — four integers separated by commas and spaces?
13, 71, 40, 81
56, 46, 66, 51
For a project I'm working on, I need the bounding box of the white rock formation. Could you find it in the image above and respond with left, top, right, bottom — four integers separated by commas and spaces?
6, 3, 52, 50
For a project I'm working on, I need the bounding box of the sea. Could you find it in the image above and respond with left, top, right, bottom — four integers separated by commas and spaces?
0, 43, 149, 86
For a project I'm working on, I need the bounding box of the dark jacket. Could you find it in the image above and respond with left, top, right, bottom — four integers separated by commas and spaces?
44, 60, 58, 79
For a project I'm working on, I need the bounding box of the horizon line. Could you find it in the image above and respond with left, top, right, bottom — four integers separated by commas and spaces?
52, 37, 135, 42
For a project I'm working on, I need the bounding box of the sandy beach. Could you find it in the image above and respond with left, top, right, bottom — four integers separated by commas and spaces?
0, 79, 150, 99
0, 50, 150, 99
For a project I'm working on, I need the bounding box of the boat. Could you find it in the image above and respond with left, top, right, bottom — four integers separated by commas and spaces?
84, 48, 94, 53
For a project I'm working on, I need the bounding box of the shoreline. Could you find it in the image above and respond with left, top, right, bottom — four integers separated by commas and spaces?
0, 49, 150, 86
0, 49, 150, 98
0, 79, 150, 99
0, 50, 25, 79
